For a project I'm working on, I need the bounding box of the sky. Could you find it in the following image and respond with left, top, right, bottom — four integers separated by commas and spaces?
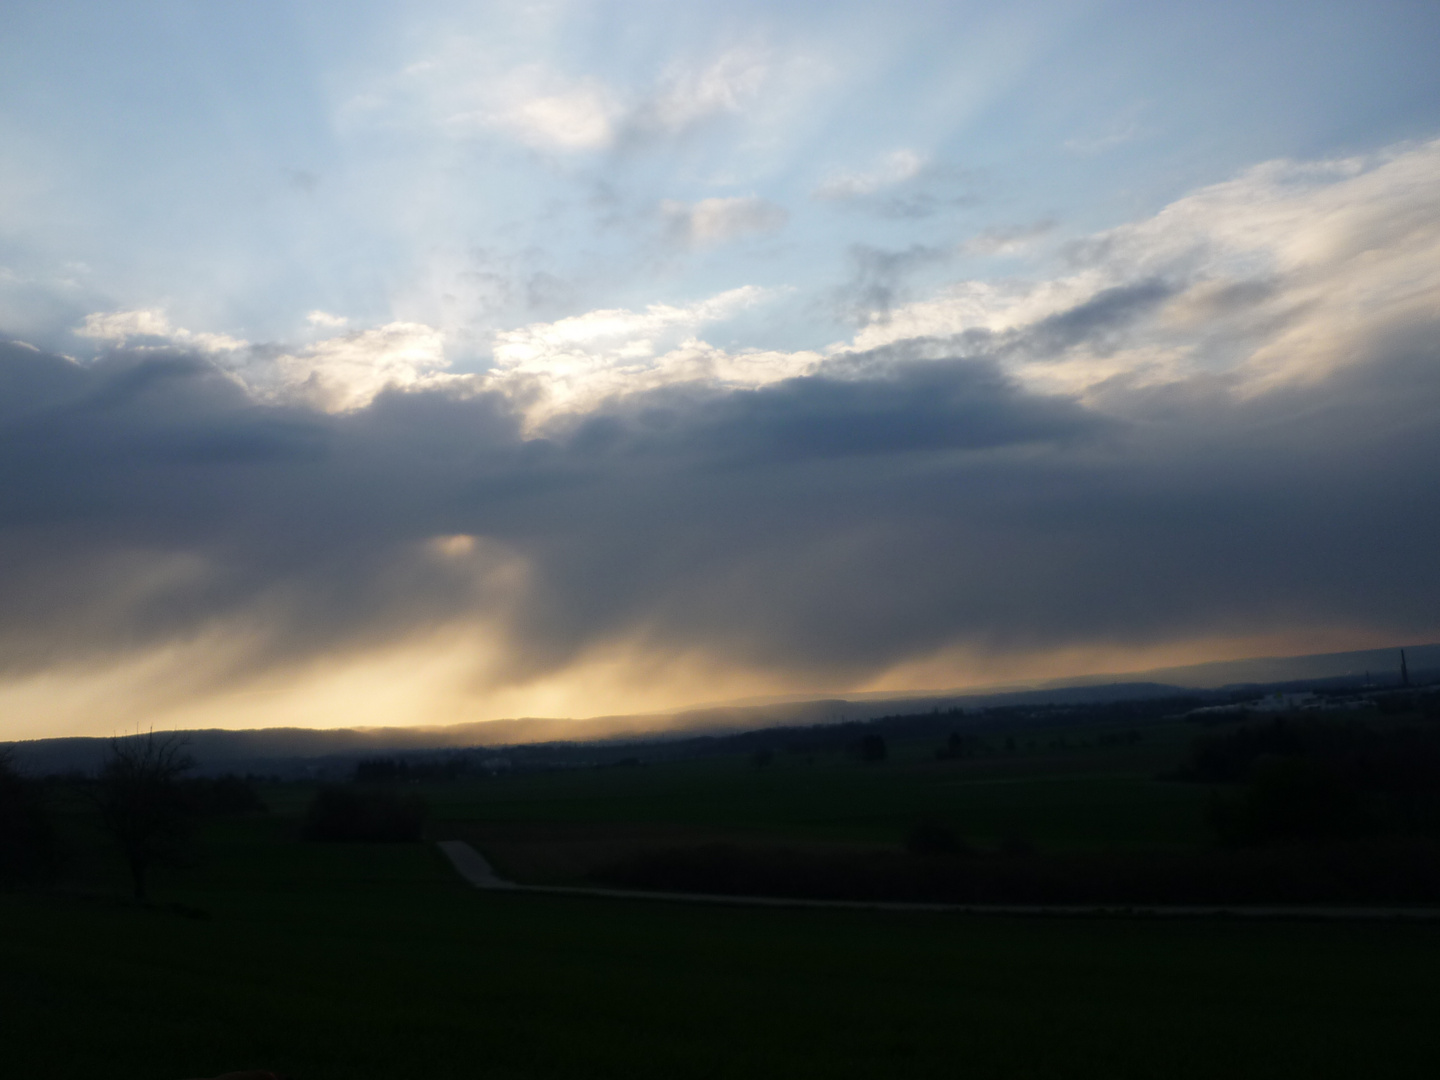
2, 0, 1440, 738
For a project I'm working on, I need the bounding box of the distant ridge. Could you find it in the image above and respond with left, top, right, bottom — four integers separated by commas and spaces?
5, 683, 1185, 776
676, 643, 1440, 707
1053, 642, 1439, 692
5, 642, 1434, 776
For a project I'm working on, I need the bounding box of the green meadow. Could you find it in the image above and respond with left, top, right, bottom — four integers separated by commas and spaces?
7, 712, 1440, 1078
433, 717, 1212, 883
7, 816, 1440, 1080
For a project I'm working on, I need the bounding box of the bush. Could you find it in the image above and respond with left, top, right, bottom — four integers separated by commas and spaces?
854, 734, 887, 763
302, 786, 427, 842
180, 774, 266, 816
0, 752, 56, 885
354, 757, 409, 783
355, 754, 477, 782
936, 732, 984, 760
1210, 757, 1368, 845
1190, 718, 1440, 842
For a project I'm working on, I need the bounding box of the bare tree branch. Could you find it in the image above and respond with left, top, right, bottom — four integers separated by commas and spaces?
95, 731, 195, 900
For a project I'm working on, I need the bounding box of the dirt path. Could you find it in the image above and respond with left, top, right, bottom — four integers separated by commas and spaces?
435, 840, 1440, 920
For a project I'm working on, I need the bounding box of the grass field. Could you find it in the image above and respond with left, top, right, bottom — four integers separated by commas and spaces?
7, 714, 1440, 1078
433, 717, 1214, 884
7, 811, 1440, 1080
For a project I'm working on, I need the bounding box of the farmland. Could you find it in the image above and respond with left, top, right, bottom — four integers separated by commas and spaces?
7, 703, 1440, 1077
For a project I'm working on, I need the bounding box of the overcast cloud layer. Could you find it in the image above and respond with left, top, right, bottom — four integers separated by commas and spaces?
2, 2, 1439, 736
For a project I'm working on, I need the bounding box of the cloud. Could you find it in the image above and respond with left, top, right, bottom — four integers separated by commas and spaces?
484, 285, 813, 421
813, 150, 980, 219
1063, 105, 1153, 156
72, 312, 453, 414
271, 322, 453, 412
832, 243, 954, 325
813, 149, 927, 200
1064, 124, 1145, 156
75, 309, 174, 341
376, 45, 777, 154
962, 219, 1056, 256
465, 70, 621, 150
7, 138, 1440, 734
854, 139, 1440, 397
76, 309, 247, 353
73, 139, 1440, 422
621, 47, 771, 145
3, 298, 1438, 737
660, 196, 789, 248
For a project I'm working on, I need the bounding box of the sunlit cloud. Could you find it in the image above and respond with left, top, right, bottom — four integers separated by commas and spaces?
449, 66, 621, 150
483, 285, 818, 420
66, 140, 1440, 424
4, 1, 1440, 739
75, 308, 173, 341
813, 149, 928, 200
271, 322, 454, 412
962, 219, 1056, 256
76, 309, 247, 353
63, 140, 1440, 426
358, 42, 780, 154
623, 46, 774, 143
71, 312, 456, 414
660, 196, 789, 248
854, 139, 1440, 398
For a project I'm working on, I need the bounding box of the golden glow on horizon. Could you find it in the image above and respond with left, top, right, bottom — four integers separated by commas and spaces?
0, 620, 1424, 741
857, 625, 1414, 697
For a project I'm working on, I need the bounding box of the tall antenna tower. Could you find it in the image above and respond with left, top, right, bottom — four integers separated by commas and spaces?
1400, 648, 1410, 688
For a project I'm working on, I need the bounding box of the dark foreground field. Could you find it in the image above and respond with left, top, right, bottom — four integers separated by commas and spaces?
6, 819, 1440, 1080
8, 704, 1440, 1080
434, 706, 1440, 904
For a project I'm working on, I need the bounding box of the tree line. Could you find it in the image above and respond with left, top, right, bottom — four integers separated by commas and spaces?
1, 736, 429, 901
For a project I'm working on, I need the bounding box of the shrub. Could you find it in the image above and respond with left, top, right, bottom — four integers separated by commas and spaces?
354, 757, 409, 783
854, 734, 887, 762
302, 785, 427, 842
936, 732, 984, 760
0, 751, 56, 885
1191, 718, 1440, 842
1210, 757, 1368, 845
180, 774, 266, 816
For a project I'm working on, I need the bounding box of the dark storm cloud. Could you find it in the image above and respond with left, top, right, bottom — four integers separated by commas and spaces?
1023, 280, 1176, 353
564, 357, 1100, 466
1, 290, 1439, 692
470, 320, 1440, 677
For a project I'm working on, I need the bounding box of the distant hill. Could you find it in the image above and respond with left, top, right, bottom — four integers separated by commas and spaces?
6, 683, 1188, 776
5, 641, 1433, 777
1058, 642, 1437, 692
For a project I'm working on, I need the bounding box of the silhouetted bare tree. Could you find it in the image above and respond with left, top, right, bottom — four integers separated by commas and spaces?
95, 732, 194, 900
